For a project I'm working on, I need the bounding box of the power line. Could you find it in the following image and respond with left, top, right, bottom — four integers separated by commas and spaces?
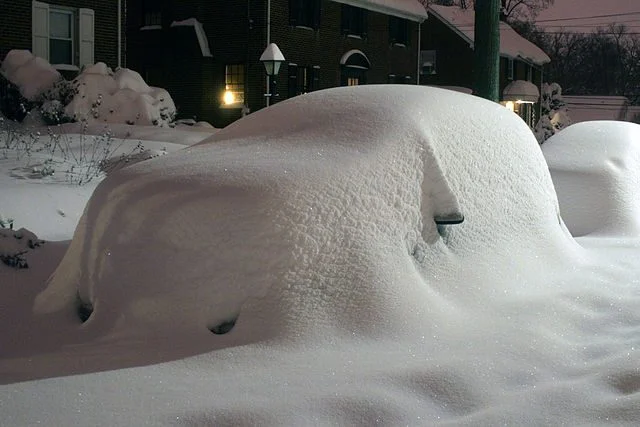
534, 11, 640, 23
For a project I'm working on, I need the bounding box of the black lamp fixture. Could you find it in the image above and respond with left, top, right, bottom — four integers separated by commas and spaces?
260, 43, 285, 106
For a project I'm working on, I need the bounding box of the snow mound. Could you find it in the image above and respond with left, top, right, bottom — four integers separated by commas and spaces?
37, 85, 574, 343
64, 63, 176, 126
543, 120, 640, 237
0, 50, 61, 100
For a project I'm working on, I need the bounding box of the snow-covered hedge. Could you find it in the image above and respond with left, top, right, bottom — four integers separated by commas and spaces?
534, 82, 572, 143
0, 50, 176, 127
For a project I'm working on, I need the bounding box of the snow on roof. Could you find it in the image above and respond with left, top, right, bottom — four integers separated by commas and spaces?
564, 95, 631, 123
502, 80, 540, 103
427, 4, 551, 65
332, 0, 427, 22
170, 18, 213, 57
0, 50, 61, 100
543, 121, 640, 237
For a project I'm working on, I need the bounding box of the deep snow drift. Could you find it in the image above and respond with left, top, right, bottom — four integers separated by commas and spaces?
543, 120, 640, 237
2, 86, 640, 426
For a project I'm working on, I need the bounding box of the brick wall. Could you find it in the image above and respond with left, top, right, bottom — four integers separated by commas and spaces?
127, 0, 422, 127
0, 0, 122, 69
420, 14, 474, 89
0, 1, 32, 62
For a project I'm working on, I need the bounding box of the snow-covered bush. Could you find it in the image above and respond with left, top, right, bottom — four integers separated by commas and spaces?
534, 82, 572, 143
0, 225, 43, 269
65, 63, 176, 126
1, 50, 177, 127
39, 79, 78, 125
0, 50, 62, 123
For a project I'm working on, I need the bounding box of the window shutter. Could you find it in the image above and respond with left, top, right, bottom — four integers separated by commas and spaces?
341, 6, 349, 34
288, 64, 298, 98
389, 17, 396, 43
362, 10, 368, 38
311, 66, 319, 91
32, 1, 50, 60
312, 0, 321, 29
289, 0, 298, 26
79, 8, 95, 67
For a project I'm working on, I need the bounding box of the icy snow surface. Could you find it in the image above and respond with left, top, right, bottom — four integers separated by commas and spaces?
543, 120, 640, 237
2, 86, 640, 425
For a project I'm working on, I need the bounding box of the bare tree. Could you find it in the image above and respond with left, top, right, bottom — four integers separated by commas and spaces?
501, 0, 554, 21
425, 0, 553, 20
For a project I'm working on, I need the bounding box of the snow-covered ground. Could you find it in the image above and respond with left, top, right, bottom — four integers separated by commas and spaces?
1, 86, 640, 426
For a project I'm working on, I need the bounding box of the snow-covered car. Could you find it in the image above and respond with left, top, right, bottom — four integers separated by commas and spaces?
543, 120, 640, 237
4, 86, 640, 426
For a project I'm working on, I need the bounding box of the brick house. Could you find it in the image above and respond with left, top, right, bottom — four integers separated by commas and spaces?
420, 4, 550, 127
126, 0, 427, 128
0, 0, 125, 74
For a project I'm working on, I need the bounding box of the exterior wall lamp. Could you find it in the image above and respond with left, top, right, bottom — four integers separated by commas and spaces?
260, 43, 285, 107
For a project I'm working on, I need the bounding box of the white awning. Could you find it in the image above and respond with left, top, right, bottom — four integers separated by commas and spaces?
502, 80, 540, 103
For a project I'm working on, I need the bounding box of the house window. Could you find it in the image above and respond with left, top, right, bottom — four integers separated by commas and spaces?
49, 8, 74, 65
288, 64, 320, 98
526, 65, 532, 81
290, 0, 321, 29
389, 16, 408, 46
223, 64, 245, 107
507, 58, 514, 80
340, 50, 369, 86
142, 0, 161, 27
341, 4, 367, 37
342, 68, 366, 86
32, 1, 94, 68
420, 50, 437, 75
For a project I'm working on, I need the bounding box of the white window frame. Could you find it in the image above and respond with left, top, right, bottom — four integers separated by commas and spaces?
32, 1, 94, 69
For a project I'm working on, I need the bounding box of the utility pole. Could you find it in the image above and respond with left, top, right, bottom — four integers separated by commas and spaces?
473, 0, 501, 101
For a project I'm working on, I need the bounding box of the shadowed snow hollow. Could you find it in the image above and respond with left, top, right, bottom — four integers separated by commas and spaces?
36, 85, 575, 344
543, 120, 640, 237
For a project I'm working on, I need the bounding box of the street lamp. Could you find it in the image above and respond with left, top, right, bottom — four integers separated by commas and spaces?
260, 43, 285, 107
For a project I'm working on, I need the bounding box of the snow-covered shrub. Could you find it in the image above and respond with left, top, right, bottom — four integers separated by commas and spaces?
0, 50, 61, 101
39, 79, 77, 125
0, 226, 43, 269
0, 73, 33, 122
65, 63, 177, 126
1, 50, 176, 127
534, 82, 572, 143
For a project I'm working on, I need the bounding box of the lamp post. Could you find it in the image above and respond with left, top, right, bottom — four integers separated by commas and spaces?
260, 43, 285, 107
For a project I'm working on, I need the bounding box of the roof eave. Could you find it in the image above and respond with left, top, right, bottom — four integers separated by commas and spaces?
332, 0, 428, 22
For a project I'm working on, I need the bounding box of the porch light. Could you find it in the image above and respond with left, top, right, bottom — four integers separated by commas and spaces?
223, 90, 236, 105
260, 43, 285, 106
505, 101, 515, 111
